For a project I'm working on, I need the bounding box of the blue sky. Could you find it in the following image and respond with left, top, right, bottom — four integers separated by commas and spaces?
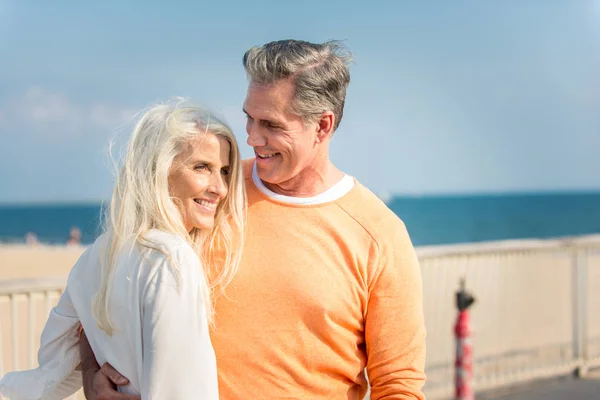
0, 0, 598, 203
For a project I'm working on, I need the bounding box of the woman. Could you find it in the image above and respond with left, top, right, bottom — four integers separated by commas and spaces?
0, 100, 246, 399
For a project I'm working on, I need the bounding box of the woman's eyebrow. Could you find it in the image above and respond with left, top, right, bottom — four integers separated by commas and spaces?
189, 158, 230, 169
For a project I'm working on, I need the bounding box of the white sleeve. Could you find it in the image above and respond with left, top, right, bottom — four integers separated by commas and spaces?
140, 248, 218, 400
0, 289, 82, 400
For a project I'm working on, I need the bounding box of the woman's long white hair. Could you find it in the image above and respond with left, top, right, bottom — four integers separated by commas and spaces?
93, 100, 246, 335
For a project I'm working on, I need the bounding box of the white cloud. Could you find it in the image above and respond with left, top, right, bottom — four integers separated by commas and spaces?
23, 86, 79, 123
5, 86, 139, 135
89, 104, 138, 127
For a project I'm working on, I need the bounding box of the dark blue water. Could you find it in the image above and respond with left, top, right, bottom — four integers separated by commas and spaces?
389, 192, 600, 246
0, 203, 106, 245
0, 192, 599, 246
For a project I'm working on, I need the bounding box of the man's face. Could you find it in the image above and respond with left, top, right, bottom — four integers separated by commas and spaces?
243, 79, 319, 190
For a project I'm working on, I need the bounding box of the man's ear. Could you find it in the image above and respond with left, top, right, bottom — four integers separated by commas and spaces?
316, 111, 335, 143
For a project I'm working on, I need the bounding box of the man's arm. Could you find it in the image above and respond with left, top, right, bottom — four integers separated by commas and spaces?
365, 220, 426, 400
79, 331, 140, 400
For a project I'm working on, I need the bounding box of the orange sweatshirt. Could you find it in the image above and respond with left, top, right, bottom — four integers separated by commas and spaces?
211, 160, 426, 399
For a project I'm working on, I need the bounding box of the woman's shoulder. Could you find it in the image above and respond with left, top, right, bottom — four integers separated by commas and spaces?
141, 229, 189, 249
137, 229, 201, 283
66, 232, 109, 283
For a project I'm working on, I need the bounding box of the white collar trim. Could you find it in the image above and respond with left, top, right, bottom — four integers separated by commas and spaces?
251, 162, 355, 205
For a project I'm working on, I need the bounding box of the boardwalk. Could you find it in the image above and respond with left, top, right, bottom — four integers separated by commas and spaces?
479, 370, 600, 400
2, 237, 599, 399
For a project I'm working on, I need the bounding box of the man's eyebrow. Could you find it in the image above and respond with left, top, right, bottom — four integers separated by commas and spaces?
243, 108, 285, 127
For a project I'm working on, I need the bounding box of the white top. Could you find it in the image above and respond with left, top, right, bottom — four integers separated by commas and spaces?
252, 162, 355, 205
0, 229, 218, 400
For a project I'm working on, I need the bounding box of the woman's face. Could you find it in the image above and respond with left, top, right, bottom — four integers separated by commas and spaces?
168, 133, 231, 232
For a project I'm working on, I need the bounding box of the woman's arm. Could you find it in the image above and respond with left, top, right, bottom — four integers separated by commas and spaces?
139, 247, 218, 399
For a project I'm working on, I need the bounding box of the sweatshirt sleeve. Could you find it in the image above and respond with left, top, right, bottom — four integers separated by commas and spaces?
365, 219, 426, 399
139, 245, 219, 400
0, 289, 82, 400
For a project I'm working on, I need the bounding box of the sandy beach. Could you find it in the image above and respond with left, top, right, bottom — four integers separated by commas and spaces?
0, 244, 87, 281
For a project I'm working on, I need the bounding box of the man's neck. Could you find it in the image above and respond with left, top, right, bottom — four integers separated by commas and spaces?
262, 160, 344, 198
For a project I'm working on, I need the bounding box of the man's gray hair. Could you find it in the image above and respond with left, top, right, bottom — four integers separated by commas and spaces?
243, 39, 353, 132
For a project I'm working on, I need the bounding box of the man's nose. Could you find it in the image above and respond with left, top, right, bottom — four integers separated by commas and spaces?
246, 120, 267, 147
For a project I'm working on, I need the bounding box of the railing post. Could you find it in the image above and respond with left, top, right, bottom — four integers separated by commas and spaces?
0, 320, 4, 377
573, 247, 588, 377
28, 292, 35, 368
10, 293, 19, 371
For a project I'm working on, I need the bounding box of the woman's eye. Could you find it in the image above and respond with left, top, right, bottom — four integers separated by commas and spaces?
194, 164, 208, 171
221, 168, 230, 176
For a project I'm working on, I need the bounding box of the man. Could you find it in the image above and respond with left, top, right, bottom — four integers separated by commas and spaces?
81, 39, 426, 399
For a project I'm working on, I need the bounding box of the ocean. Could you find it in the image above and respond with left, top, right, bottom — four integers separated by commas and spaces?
0, 192, 599, 247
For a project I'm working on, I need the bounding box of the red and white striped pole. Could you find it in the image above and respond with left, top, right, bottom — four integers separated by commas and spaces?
455, 278, 475, 400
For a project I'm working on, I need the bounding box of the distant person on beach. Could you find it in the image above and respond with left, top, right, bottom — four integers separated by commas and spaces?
67, 226, 82, 246
81, 40, 426, 399
25, 232, 38, 245
0, 101, 246, 399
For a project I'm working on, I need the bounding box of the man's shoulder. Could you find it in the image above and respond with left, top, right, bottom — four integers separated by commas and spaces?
242, 158, 255, 180
337, 180, 407, 242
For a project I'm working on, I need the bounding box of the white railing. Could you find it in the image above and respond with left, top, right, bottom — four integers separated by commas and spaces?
418, 234, 600, 399
0, 278, 83, 399
1, 235, 599, 400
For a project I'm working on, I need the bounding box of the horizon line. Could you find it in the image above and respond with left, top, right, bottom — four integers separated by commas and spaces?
1, 188, 600, 207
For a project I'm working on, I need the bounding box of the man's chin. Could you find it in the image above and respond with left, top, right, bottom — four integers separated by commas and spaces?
257, 172, 279, 185
256, 169, 283, 187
